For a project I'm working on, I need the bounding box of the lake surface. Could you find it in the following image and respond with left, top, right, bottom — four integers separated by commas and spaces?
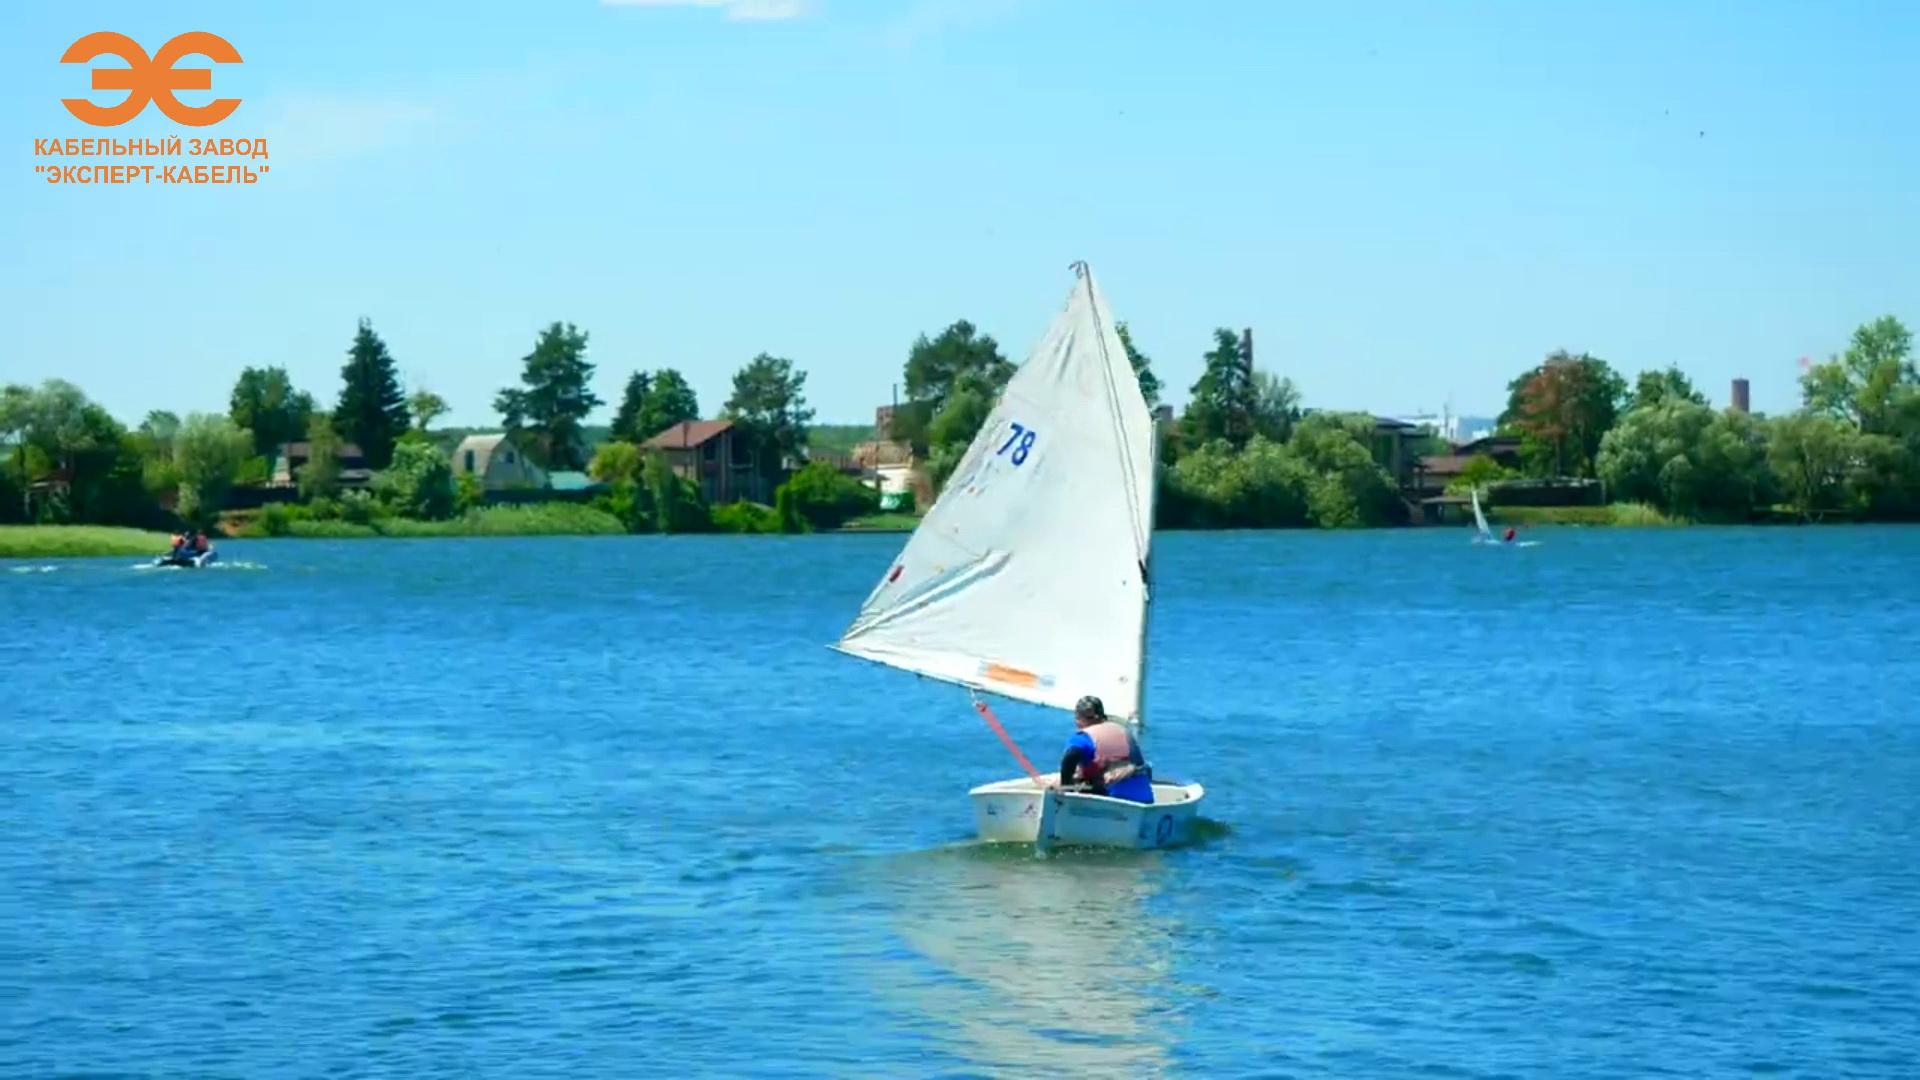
2, 526, 1917, 1078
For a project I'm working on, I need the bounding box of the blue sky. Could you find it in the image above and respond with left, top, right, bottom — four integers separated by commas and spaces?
4, 0, 1915, 430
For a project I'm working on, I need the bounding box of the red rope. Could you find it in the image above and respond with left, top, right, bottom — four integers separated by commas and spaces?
971, 696, 1044, 782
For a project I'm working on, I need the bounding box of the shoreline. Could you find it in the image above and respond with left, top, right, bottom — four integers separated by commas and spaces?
2, 507, 1885, 558
0, 525, 179, 559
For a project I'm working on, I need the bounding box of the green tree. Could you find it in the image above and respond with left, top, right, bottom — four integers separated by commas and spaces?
1766, 412, 1863, 519
1596, 398, 1770, 521
893, 320, 1014, 452
495, 321, 603, 471
173, 413, 254, 528
407, 388, 450, 432
1114, 321, 1161, 408
1800, 316, 1915, 435
1630, 366, 1708, 411
1501, 350, 1628, 478
1252, 370, 1301, 443
297, 413, 344, 500
333, 319, 411, 470
138, 410, 181, 446
588, 439, 644, 485
0, 379, 153, 526
1286, 412, 1402, 527
774, 480, 808, 533
1163, 436, 1311, 529
1443, 453, 1520, 495
635, 369, 701, 440
643, 450, 707, 533
132, 410, 184, 500
1181, 328, 1257, 451
230, 365, 316, 459
723, 353, 815, 481
374, 439, 455, 520
610, 371, 653, 443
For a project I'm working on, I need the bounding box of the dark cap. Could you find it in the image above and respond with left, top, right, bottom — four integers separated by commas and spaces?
1073, 695, 1105, 720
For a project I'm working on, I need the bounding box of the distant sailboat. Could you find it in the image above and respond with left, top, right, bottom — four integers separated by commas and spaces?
1470, 486, 1539, 548
1470, 487, 1496, 544
830, 262, 1205, 852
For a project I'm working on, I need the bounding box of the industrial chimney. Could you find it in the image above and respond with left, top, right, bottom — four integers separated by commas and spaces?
1731, 378, 1750, 414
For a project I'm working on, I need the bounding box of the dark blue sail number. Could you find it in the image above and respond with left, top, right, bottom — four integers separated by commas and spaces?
997, 423, 1038, 466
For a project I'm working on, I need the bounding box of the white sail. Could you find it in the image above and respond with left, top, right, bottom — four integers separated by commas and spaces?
1471, 487, 1493, 539
834, 264, 1158, 723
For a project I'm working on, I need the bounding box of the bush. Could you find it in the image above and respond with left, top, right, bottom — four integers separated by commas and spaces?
373, 440, 456, 520
254, 501, 295, 536
781, 460, 880, 530
453, 472, 485, 514
711, 500, 782, 534
1160, 417, 1400, 529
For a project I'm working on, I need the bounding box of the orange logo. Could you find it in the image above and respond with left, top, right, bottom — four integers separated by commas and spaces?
60, 31, 242, 128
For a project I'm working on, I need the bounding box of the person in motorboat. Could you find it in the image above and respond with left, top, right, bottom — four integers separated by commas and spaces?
167, 532, 188, 560
1039, 694, 1155, 804
1502, 526, 1517, 543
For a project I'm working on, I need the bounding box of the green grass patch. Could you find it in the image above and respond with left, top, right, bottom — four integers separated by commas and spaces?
0, 524, 177, 558
835, 512, 921, 532
1491, 502, 1684, 527
248, 503, 628, 539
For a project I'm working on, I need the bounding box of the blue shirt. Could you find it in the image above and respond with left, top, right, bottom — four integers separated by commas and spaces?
1065, 730, 1155, 804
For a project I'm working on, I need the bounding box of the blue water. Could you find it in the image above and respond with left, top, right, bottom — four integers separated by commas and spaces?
3, 527, 1917, 1078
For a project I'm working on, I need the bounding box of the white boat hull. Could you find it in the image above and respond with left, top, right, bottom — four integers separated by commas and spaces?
967, 775, 1205, 850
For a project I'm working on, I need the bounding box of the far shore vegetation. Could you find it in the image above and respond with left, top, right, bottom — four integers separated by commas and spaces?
4, 309, 1916, 558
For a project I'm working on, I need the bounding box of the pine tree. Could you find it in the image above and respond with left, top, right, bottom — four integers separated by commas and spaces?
332, 318, 411, 470
493, 321, 603, 471
610, 371, 652, 444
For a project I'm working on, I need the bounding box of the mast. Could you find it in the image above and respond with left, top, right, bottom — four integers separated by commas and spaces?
1075, 259, 1155, 739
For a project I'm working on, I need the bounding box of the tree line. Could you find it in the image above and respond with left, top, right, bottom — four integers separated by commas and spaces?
887, 317, 1407, 527
0, 316, 871, 536
1464, 315, 1919, 522
884, 311, 1920, 528
5, 308, 1914, 537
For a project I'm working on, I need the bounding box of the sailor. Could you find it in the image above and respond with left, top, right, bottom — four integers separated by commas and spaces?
1502, 526, 1517, 543
1048, 695, 1155, 804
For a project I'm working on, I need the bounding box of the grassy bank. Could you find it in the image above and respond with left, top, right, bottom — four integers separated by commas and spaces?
0, 525, 177, 558
836, 512, 922, 532
228, 503, 628, 539
1489, 502, 1682, 527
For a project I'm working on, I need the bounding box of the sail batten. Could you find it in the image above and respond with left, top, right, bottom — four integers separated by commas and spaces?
834, 265, 1158, 722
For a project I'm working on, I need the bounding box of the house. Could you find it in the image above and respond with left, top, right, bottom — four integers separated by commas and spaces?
451, 433, 547, 491
640, 419, 769, 505
270, 441, 373, 488
1409, 434, 1525, 499
850, 438, 915, 511
1366, 415, 1428, 490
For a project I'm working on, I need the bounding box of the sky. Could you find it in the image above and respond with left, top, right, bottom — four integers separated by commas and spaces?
3, 0, 1916, 431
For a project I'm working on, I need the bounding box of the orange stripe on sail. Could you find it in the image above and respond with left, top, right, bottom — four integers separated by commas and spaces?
980, 662, 1042, 688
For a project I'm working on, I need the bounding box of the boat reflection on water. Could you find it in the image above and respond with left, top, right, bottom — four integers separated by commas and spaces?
866, 841, 1183, 1077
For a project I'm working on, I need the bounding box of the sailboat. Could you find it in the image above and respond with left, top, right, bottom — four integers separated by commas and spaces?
1470, 486, 1496, 544
830, 261, 1206, 852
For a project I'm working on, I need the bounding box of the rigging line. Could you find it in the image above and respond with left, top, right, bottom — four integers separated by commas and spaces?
967, 688, 1044, 783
